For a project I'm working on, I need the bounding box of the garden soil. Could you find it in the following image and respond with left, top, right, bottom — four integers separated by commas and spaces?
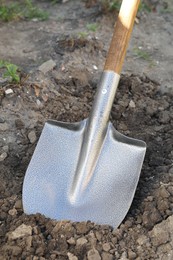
0, 1, 173, 259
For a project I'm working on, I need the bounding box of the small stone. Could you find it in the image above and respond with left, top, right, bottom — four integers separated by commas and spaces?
67, 237, 76, 245
8, 208, 17, 216
42, 94, 48, 102
63, 222, 75, 238
111, 237, 117, 244
95, 231, 102, 241
15, 119, 25, 129
87, 248, 101, 260
65, 104, 70, 110
52, 222, 62, 235
0, 118, 5, 123
38, 59, 56, 74
167, 186, 173, 195
102, 243, 111, 252
87, 231, 97, 246
33, 256, 39, 260
32, 18, 39, 22
35, 246, 44, 255
128, 250, 137, 259
28, 130, 37, 144
157, 198, 169, 212
142, 207, 162, 228
67, 252, 78, 260
129, 100, 136, 108
0, 152, 7, 161
50, 254, 57, 260
0, 122, 8, 131
36, 99, 42, 106
2, 145, 8, 152
14, 199, 22, 210
150, 224, 170, 247
169, 167, 173, 174
76, 237, 88, 246
159, 111, 170, 124
0, 77, 9, 86
159, 186, 170, 198
26, 236, 32, 251
7, 245, 22, 256
8, 224, 32, 240
124, 219, 133, 228
5, 88, 14, 95
146, 196, 154, 202
76, 222, 89, 234
136, 215, 142, 224
101, 252, 113, 260
93, 65, 98, 70
114, 252, 120, 258
120, 251, 128, 260
51, 221, 68, 237
112, 228, 123, 239
109, 249, 116, 254
33, 226, 39, 235
0, 224, 6, 238
72, 105, 79, 111
137, 235, 149, 245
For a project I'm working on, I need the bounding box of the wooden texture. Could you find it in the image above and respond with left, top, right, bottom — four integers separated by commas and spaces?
104, 0, 140, 74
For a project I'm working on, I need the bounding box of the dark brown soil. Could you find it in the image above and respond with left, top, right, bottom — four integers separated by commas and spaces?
0, 0, 173, 259
0, 70, 173, 259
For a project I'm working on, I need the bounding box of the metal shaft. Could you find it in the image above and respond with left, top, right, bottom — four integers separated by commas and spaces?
69, 71, 120, 204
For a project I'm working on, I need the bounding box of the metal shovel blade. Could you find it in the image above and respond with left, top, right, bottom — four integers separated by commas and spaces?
23, 118, 146, 227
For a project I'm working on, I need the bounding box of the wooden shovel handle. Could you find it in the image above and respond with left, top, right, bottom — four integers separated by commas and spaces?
104, 0, 140, 74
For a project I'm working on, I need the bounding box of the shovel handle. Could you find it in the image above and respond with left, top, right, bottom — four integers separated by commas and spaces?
104, 0, 140, 74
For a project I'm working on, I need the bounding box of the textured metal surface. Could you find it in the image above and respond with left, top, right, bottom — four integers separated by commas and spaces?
23, 71, 146, 227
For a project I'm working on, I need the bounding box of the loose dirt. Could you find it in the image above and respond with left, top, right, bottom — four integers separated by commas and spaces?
0, 0, 173, 259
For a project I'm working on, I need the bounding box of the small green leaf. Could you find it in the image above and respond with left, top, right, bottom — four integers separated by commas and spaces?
86, 23, 99, 32
1, 62, 20, 83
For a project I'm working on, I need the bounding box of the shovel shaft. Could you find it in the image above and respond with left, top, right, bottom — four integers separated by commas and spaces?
104, 0, 140, 74
70, 0, 140, 202
70, 72, 120, 203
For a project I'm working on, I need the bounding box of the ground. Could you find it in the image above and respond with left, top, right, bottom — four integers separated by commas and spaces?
0, 0, 173, 259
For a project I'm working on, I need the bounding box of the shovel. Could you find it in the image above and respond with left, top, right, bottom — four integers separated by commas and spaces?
23, 0, 146, 227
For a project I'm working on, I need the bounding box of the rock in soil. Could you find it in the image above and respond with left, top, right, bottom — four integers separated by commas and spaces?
28, 130, 37, 144
38, 59, 56, 74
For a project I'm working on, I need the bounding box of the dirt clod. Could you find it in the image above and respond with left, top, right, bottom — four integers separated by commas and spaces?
87, 248, 101, 260
28, 130, 37, 144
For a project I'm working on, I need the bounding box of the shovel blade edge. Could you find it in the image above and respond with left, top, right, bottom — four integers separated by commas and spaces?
23, 119, 146, 227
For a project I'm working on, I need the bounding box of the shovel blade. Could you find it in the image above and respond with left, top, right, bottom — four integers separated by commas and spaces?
23, 119, 146, 227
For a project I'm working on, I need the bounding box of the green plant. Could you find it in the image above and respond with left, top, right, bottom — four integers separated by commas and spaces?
108, 0, 121, 11
24, 0, 49, 20
100, 0, 121, 12
51, 0, 61, 3
133, 47, 151, 61
0, 2, 22, 21
133, 48, 157, 68
86, 23, 99, 32
0, 60, 20, 83
0, 0, 49, 22
159, 1, 173, 14
77, 31, 88, 39
138, 2, 152, 13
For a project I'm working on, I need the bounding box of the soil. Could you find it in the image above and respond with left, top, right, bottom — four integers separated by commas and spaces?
0, 0, 173, 259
